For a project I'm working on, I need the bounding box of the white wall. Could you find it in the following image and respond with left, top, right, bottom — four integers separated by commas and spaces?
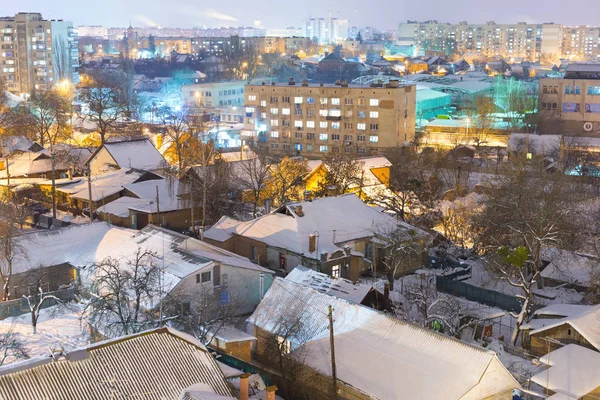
89, 147, 117, 176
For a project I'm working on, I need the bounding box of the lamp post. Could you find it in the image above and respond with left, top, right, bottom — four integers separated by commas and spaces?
466, 117, 470, 138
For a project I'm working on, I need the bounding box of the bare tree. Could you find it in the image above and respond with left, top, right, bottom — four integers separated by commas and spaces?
85, 248, 161, 336
78, 70, 129, 144
316, 153, 362, 197
22, 271, 63, 334
0, 327, 28, 366
0, 222, 26, 301
267, 157, 308, 206
466, 94, 496, 151
378, 226, 427, 290
472, 157, 579, 344
236, 153, 271, 217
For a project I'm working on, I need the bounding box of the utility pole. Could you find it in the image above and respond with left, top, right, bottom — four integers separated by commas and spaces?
87, 167, 94, 222
328, 305, 338, 399
155, 184, 160, 226
51, 151, 57, 219
5, 156, 9, 188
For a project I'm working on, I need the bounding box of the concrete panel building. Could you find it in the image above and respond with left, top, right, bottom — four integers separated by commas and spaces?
538, 64, 600, 136
0, 12, 78, 94
242, 79, 416, 158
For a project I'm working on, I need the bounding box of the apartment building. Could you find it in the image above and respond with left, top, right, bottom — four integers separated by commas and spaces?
538, 64, 600, 136
180, 81, 246, 123
398, 20, 562, 61
0, 12, 78, 94
242, 79, 416, 158
561, 26, 600, 60
138, 36, 192, 56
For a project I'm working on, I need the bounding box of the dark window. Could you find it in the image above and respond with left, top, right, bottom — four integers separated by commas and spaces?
201, 271, 212, 283
279, 252, 287, 269
213, 265, 221, 286
196, 274, 200, 284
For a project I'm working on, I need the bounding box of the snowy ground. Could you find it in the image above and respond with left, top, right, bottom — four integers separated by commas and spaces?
43, 209, 91, 225
0, 303, 89, 365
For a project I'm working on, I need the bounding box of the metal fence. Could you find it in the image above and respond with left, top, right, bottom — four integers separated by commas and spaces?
436, 276, 522, 312
0, 287, 77, 320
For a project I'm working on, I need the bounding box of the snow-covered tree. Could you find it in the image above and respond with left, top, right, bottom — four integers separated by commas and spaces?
0, 327, 28, 365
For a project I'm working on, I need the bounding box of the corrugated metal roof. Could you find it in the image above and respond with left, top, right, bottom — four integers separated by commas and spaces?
0, 327, 235, 400
248, 278, 519, 400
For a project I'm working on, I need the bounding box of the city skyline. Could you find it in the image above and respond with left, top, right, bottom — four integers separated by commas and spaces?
5, 0, 600, 30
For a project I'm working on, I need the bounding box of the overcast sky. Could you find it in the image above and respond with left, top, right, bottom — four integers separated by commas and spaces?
5, 0, 600, 29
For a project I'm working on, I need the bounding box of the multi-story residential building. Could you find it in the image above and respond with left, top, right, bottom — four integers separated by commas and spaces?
538, 63, 600, 136
305, 16, 349, 45
180, 81, 246, 123
242, 79, 416, 158
561, 26, 600, 60
0, 12, 78, 94
75, 25, 108, 39
398, 20, 562, 61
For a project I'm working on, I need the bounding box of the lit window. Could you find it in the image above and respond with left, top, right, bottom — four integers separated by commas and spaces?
319, 110, 328, 117
260, 100, 267, 106
369, 111, 379, 118
320, 98, 328, 105
320, 121, 328, 128
270, 119, 279, 126
248, 95, 257, 101
271, 131, 279, 138
332, 265, 340, 278
357, 123, 366, 130
319, 145, 328, 152
331, 98, 340, 105
329, 109, 341, 117
294, 97, 303, 104
369, 135, 379, 143
294, 120, 303, 127
282, 108, 290, 115
270, 108, 278, 115
306, 121, 315, 128
319, 133, 328, 140
245, 107, 254, 113
369, 99, 379, 106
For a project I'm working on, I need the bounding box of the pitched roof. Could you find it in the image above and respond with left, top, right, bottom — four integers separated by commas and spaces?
88, 139, 167, 171
204, 194, 427, 259
320, 52, 344, 62
529, 305, 600, 350
531, 344, 600, 399
248, 278, 519, 400
285, 265, 373, 303
0, 327, 235, 400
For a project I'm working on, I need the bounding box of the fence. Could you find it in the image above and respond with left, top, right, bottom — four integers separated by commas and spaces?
0, 287, 77, 320
436, 276, 522, 312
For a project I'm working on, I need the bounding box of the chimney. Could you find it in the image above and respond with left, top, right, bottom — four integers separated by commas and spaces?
295, 205, 304, 217
259, 273, 265, 299
341, 80, 348, 87
240, 373, 251, 400
302, 79, 308, 86
288, 77, 296, 85
271, 82, 276, 86
303, 190, 313, 201
335, 79, 341, 85
265, 385, 278, 400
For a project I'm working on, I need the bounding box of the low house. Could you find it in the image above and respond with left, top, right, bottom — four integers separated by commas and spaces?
530, 344, 600, 399
204, 194, 429, 281
247, 278, 519, 400
13, 223, 274, 317
0, 150, 68, 181
86, 138, 167, 176
0, 327, 236, 399
318, 52, 345, 73
525, 304, 600, 356
540, 248, 598, 291
205, 325, 257, 363
285, 265, 384, 309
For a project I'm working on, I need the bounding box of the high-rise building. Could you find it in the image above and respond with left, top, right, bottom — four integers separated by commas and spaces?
0, 12, 78, 94
561, 26, 600, 60
242, 79, 416, 158
397, 20, 563, 61
304, 15, 349, 45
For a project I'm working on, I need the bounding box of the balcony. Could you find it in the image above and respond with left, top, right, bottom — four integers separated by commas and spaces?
326, 115, 341, 121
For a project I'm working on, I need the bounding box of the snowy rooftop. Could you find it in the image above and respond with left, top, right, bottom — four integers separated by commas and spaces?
508, 133, 561, 156
12, 223, 270, 291
520, 304, 594, 331
90, 138, 167, 171
0, 327, 234, 399
285, 265, 374, 303
205, 194, 428, 259
248, 278, 518, 400
531, 344, 600, 399
540, 249, 598, 288
529, 305, 600, 350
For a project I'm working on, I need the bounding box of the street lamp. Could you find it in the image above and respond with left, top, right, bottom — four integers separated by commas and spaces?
466, 117, 470, 138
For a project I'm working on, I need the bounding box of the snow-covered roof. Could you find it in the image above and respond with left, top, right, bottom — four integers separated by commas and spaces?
285, 265, 373, 303
529, 305, 600, 350
531, 344, 600, 399
356, 156, 392, 187
0, 327, 235, 399
520, 304, 594, 331
248, 278, 519, 400
12, 223, 270, 291
508, 133, 561, 156
0, 136, 34, 154
123, 176, 185, 213
540, 249, 598, 288
91, 138, 167, 171
205, 194, 428, 259
0, 151, 56, 179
